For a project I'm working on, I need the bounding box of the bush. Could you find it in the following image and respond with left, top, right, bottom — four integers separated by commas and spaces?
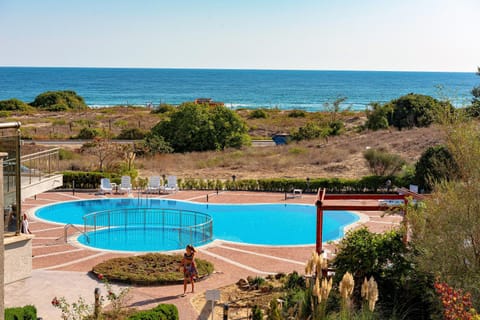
288, 110, 306, 118
5, 305, 37, 320
328, 119, 344, 136
0, 98, 32, 111
30, 90, 88, 111
365, 102, 391, 130
363, 148, 406, 176
117, 128, 146, 140
75, 127, 100, 139
0, 110, 11, 117
387, 93, 442, 130
59, 148, 75, 160
249, 109, 268, 119
414, 145, 459, 192
128, 304, 179, 320
291, 122, 324, 141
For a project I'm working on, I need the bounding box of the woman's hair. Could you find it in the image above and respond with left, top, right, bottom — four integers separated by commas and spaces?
186, 244, 196, 252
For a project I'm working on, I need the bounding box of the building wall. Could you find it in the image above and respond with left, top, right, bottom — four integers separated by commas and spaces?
4, 235, 33, 284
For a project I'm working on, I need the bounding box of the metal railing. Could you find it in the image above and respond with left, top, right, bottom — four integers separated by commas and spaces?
64, 224, 90, 244
82, 208, 213, 250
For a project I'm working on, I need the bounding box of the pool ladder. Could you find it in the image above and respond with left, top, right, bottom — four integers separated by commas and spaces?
63, 224, 90, 244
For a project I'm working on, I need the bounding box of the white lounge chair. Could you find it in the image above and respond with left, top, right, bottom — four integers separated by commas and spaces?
100, 178, 113, 194
161, 175, 178, 194
146, 176, 161, 194
118, 176, 132, 194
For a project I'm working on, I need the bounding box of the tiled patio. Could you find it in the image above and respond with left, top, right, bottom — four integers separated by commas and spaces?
5, 190, 402, 319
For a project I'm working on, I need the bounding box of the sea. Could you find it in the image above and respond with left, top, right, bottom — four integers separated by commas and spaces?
0, 67, 477, 111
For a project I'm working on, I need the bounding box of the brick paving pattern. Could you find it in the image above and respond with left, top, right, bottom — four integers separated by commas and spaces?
6, 190, 402, 319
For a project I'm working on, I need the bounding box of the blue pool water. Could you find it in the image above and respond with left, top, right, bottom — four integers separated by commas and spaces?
34, 198, 359, 251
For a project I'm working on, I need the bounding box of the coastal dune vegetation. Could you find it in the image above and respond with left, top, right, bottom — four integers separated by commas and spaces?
2, 89, 457, 186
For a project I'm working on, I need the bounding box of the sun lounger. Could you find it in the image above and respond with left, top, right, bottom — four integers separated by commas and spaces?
161, 175, 178, 194
100, 178, 113, 194
118, 176, 132, 194
146, 176, 162, 194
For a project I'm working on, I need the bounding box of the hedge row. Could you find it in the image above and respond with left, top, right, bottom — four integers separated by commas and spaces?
61, 171, 409, 194
5, 305, 37, 320
183, 175, 405, 193
62, 171, 120, 189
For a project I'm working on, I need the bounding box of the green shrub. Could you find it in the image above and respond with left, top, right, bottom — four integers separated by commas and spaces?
288, 109, 306, 118
333, 228, 439, 319
59, 148, 75, 160
363, 148, 406, 176
414, 145, 459, 192
291, 122, 323, 141
0, 98, 32, 111
0, 110, 11, 117
365, 102, 391, 131
5, 305, 37, 320
387, 93, 443, 130
251, 305, 264, 320
249, 109, 268, 119
117, 128, 146, 140
128, 304, 178, 320
30, 90, 88, 111
75, 127, 100, 139
328, 119, 344, 136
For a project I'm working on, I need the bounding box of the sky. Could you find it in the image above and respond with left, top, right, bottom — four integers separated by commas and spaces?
0, 0, 479, 72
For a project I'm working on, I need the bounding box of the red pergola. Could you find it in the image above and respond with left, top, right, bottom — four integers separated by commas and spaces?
314, 188, 425, 254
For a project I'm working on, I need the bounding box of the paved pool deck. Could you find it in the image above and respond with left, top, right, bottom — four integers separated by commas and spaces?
5, 190, 402, 319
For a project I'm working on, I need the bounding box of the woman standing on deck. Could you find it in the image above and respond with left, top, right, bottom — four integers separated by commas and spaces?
179, 244, 198, 297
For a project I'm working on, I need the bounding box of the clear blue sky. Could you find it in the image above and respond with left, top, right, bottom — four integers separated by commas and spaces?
1, 0, 478, 72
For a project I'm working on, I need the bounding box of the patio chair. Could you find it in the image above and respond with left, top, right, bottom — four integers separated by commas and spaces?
161, 175, 178, 194
146, 176, 162, 194
118, 176, 132, 194
100, 178, 113, 194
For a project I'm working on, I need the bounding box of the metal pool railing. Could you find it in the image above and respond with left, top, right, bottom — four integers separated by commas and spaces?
82, 208, 213, 249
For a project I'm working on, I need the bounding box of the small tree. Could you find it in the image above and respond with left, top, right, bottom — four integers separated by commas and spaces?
140, 133, 173, 155
150, 102, 249, 152
81, 138, 121, 171
414, 145, 459, 192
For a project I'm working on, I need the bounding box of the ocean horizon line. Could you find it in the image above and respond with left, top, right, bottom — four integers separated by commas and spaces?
0, 65, 474, 74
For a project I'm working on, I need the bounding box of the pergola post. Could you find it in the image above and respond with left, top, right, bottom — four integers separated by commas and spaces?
315, 188, 326, 254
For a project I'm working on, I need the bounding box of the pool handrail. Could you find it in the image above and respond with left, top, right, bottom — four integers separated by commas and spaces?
64, 223, 90, 244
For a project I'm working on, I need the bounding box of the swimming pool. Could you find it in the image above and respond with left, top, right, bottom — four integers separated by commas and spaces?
34, 198, 359, 252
